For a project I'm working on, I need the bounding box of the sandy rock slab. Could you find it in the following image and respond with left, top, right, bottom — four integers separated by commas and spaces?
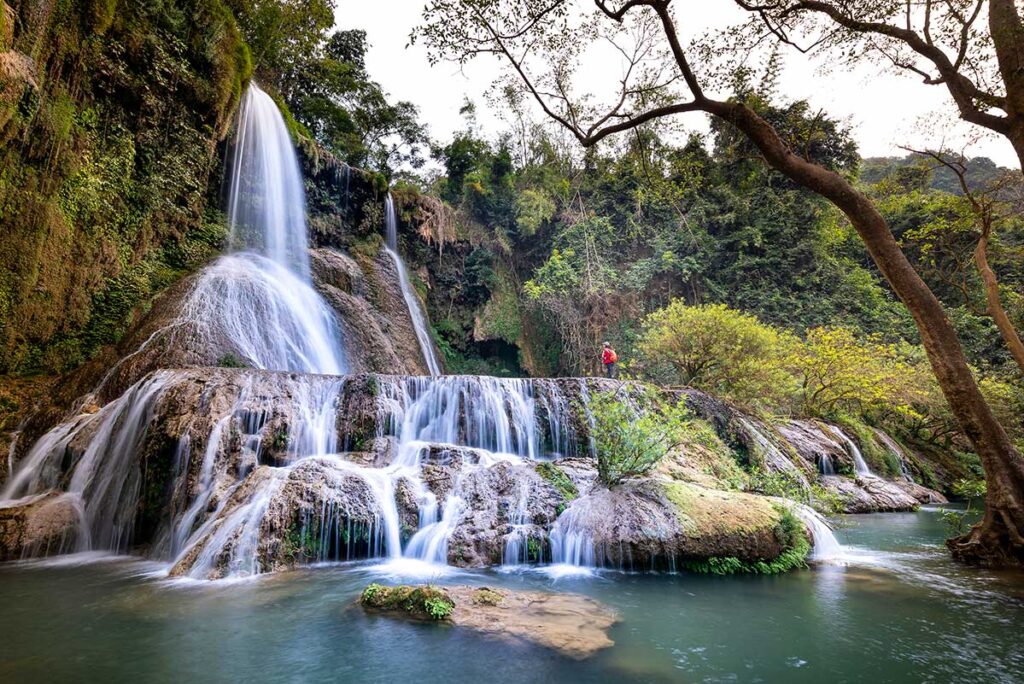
359, 583, 618, 659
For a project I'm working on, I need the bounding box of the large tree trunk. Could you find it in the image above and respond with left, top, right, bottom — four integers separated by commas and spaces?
975, 232, 1024, 374
705, 99, 1024, 566
990, 0, 1024, 171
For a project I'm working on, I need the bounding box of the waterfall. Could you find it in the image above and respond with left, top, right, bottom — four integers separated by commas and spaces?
384, 193, 442, 376
794, 504, 845, 562
377, 376, 543, 462
874, 429, 914, 482
228, 84, 314, 275
341, 375, 582, 567
827, 425, 872, 476
182, 83, 347, 375
548, 503, 597, 567
737, 417, 811, 494
502, 480, 533, 564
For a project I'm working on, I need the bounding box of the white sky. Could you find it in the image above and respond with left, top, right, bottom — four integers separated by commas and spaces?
335, 0, 1018, 167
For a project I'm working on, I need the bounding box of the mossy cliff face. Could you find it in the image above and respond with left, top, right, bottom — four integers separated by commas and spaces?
0, 0, 251, 374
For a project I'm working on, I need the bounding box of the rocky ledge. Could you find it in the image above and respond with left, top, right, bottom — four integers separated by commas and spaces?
359, 583, 618, 659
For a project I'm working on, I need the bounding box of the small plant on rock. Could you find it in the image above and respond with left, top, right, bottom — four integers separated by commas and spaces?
589, 389, 690, 487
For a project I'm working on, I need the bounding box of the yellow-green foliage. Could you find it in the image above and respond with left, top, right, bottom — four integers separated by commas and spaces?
636, 300, 951, 428
637, 302, 798, 410
786, 327, 927, 417
0, 0, 249, 374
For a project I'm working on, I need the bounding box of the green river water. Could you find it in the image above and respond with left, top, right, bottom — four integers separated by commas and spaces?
1, 506, 1021, 683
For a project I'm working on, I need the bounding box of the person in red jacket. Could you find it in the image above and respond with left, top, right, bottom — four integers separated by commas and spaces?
601, 342, 618, 378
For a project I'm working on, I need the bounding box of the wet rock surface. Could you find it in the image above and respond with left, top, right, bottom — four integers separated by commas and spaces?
360, 584, 619, 659
0, 493, 81, 560
0, 364, 949, 576
823, 475, 922, 513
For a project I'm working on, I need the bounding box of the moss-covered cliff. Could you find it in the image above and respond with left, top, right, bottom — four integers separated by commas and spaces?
0, 0, 251, 374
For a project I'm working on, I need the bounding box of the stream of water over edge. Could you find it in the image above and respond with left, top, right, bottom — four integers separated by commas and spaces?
1, 506, 1021, 683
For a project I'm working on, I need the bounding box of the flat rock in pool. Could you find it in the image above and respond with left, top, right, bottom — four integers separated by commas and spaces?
359, 583, 618, 659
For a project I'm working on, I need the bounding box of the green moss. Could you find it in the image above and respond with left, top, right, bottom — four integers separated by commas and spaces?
663, 481, 779, 537
216, 353, 248, 368
360, 583, 455, 621
0, 0, 249, 375
535, 462, 578, 505
471, 587, 504, 606
282, 520, 324, 562
681, 504, 809, 575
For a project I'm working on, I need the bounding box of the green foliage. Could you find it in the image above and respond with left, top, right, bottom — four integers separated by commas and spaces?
360, 583, 454, 621
749, 470, 811, 504
423, 595, 454, 620
589, 390, 692, 487
535, 462, 578, 505
939, 479, 987, 536
0, 0, 248, 374
217, 353, 249, 368
637, 302, 796, 409
283, 520, 323, 561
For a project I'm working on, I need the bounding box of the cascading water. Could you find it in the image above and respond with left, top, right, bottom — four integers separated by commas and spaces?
827, 425, 873, 476
548, 500, 598, 569
874, 429, 914, 482
182, 83, 347, 375
383, 193, 442, 376
737, 417, 811, 493
794, 504, 845, 562
295, 375, 584, 571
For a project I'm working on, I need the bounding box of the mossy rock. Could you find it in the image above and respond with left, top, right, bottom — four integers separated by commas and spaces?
661, 480, 780, 537
360, 583, 454, 621
471, 587, 504, 606
535, 461, 578, 506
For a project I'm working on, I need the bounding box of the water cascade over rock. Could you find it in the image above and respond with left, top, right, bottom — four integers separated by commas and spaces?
3, 85, 953, 577
383, 193, 442, 376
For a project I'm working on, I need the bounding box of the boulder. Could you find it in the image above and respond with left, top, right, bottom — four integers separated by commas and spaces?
550, 479, 792, 569
360, 583, 618, 659
0, 492, 82, 560
821, 474, 920, 513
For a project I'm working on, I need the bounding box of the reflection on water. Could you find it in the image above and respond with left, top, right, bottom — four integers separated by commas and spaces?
0, 507, 1021, 683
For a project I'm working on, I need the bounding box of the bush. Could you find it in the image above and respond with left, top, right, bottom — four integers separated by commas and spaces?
589, 389, 691, 487
636, 301, 798, 410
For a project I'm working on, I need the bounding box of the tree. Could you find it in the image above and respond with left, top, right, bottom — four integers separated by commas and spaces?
283, 29, 430, 175
913, 150, 1024, 374
416, 0, 1024, 565
789, 327, 914, 416
733, 0, 1024, 172
637, 302, 797, 409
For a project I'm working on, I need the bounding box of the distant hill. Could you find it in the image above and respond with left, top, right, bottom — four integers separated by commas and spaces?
861, 154, 1007, 194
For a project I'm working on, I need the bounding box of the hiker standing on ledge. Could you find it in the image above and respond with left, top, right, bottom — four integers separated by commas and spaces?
601, 342, 618, 379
